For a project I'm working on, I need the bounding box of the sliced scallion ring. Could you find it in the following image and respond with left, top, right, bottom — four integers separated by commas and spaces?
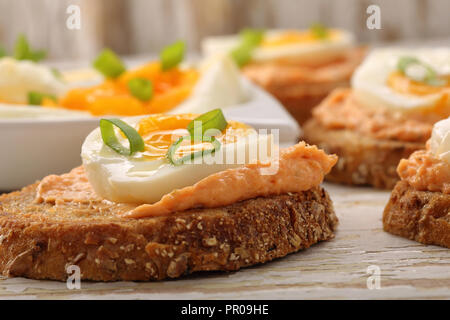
99, 118, 145, 156
310, 22, 329, 39
186, 108, 228, 137
167, 135, 221, 166
128, 78, 153, 101
14, 34, 30, 60
160, 41, 185, 71
51, 68, 62, 79
14, 34, 47, 62
230, 43, 254, 68
93, 49, 126, 78
397, 56, 445, 86
0, 46, 6, 58
230, 28, 265, 67
240, 28, 265, 47
27, 91, 57, 105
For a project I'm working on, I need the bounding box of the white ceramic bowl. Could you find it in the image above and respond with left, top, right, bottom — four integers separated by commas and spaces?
0, 81, 300, 191
0, 116, 98, 191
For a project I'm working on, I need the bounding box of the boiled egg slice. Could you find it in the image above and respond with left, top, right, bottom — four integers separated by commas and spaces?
82, 113, 275, 203
170, 54, 248, 114
202, 29, 355, 67
352, 48, 450, 117
0, 57, 66, 104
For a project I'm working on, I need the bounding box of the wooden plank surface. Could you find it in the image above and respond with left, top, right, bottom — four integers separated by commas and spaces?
0, 3, 449, 298
1, 183, 448, 300
1, 0, 450, 60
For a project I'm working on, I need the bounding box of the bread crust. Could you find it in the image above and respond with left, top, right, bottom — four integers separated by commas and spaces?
242, 47, 366, 124
383, 180, 450, 248
267, 87, 342, 126
0, 183, 337, 281
302, 119, 424, 189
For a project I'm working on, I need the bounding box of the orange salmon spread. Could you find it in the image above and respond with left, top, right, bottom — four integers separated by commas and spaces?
125, 142, 337, 218
397, 144, 450, 194
313, 88, 435, 143
35, 166, 102, 204
35, 142, 337, 218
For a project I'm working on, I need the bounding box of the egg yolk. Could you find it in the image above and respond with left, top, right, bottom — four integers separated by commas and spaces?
387, 71, 450, 118
58, 62, 199, 116
137, 114, 252, 161
387, 71, 450, 96
260, 30, 341, 47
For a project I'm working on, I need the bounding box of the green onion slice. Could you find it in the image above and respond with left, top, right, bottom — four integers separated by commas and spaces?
230, 28, 265, 67
160, 41, 185, 71
14, 34, 30, 60
397, 56, 445, 86
27, 91, 57, 105
51, 68, 62, 79
166, 109, 227, 165
230, 43, 254, 68
186, 108, 228, 137
93, 49, 126, 78
14, 34, 47, 62
240, 28, 265, 47
128, 78, 153, 101
167, 135, 221, 166
0, 46, 7, 58
99, 119, 145, 156
310, 22, 328, 39
28, 50, 46, 62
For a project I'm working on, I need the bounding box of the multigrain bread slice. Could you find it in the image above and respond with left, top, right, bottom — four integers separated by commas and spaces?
302, 119, 424, 189
0, 182, 337, 282
383, 180, 450, 248
248, 79, 349, 125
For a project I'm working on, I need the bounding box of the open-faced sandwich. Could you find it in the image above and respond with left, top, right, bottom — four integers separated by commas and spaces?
0, 109, 338, 281
203, 25, 366, 124
383, 116, 450, 248
304, 48, 450, 189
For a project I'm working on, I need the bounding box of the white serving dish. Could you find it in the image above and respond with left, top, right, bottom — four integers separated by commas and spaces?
0, 80, 300, 191
0, 116, 98, 191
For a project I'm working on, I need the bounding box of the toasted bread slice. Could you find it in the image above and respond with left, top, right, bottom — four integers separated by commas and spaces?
0, 182, 337, 281
383, 181, 450, 248
259, 82, 347, 125
302, 119, 424, 189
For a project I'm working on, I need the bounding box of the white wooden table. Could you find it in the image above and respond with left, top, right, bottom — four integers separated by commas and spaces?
1, 183, 449, 300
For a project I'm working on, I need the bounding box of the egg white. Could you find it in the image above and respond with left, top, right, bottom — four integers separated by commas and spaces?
81, 116, 275, 203
430, 116, 450, 164
202, 29, 355, 67
171, 54, 249, 114
352, 48, 450, 113
0, 57, 67, 104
